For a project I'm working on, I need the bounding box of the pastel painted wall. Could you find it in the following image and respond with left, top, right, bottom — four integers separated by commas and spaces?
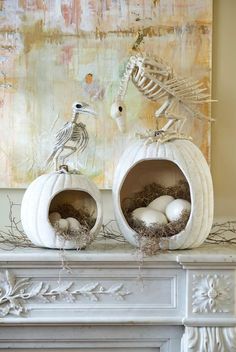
0, 0, 212, 189
0, 0, 235, 232
211, 0, 236, 219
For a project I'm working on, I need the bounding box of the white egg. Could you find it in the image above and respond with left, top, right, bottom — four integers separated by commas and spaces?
56, 219, 69, 232
165, 199, 191, 222
131, 207, 146, 220
132, 207, 168, 227
49, 212, 61, 225
66, 217, 81, 232
148, 195, 174, 213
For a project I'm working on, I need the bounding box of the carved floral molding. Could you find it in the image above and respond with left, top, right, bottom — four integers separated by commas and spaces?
192, 274, 233, 314
182, 327, 236, 352
0, 270, 131, 317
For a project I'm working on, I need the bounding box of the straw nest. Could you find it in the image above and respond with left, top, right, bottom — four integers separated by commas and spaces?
122, 180, 191, 255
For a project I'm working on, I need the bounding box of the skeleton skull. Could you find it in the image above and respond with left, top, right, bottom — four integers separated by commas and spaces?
110, 100, 126, 132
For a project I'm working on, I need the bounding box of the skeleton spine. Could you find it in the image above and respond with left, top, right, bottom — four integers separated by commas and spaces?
117, 56, 138, 100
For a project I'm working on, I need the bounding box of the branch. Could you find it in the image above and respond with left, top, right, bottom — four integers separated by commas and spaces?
1, 196, 236, 251
0, 197, 34, 249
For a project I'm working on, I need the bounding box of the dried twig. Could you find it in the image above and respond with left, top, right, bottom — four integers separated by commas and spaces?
0, 197, 127, 250
97, 220, 127, 243
1, 196, 236, 255
206, 221, 236, 245
0, 197, 34, 249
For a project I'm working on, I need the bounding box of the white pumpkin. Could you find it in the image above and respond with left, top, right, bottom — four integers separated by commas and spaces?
21, 171, 102, 249
112, 139, 214, 250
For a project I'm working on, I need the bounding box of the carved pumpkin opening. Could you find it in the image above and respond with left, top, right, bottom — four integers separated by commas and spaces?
120, 159, 192, 245
121, 160, 190, 198
48, 190, 97, 238
49, 190, 97, 217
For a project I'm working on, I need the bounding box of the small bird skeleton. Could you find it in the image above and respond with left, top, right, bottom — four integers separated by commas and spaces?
46, 102, 96, 170
111, 53, 214, 142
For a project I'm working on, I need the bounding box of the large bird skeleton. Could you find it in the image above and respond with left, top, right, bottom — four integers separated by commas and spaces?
46, 102, 96, 171
111, 53, 213, 142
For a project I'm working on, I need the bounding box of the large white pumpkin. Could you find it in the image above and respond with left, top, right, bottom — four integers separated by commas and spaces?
113, 139, 214, 250
21, 171, 102, 249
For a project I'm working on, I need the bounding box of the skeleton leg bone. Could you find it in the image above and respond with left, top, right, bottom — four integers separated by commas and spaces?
53, 148, 63, 171
59, 146, 77, 167
154, 98, 178, 133
163, 99, 187, 134
154, 99, 172, 119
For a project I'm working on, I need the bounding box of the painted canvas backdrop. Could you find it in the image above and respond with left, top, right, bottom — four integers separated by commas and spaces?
0, 0, 212, 188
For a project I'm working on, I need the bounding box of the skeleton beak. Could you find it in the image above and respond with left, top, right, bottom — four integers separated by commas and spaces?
115, 116, 126, 133
81, 105, 97, 117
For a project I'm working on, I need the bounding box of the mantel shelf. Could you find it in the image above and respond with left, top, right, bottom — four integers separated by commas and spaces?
0, 241, 236, 264
0, 241, 236, 351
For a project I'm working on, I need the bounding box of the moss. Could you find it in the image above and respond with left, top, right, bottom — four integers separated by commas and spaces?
50, 203, 96, 249
122, 180, 190, 255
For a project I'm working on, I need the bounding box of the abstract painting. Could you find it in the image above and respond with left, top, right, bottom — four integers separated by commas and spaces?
0, 0, 212, 188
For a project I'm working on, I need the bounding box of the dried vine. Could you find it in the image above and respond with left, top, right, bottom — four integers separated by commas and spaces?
97, 220, 127, 243
0, 197, 126, 250
206, 221, 236, 245
1, 197, 236, 253
0, 197, 34, 250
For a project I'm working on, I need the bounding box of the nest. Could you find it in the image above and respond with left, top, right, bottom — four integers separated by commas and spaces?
122, 180, 191, 255
51, 203, 96, 249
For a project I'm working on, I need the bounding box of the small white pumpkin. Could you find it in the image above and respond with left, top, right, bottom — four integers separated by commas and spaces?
113, 138, 213, 250
21, 171, 103, 249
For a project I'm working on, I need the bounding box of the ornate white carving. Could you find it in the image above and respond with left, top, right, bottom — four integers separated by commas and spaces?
192, 274, 232, 313
181, 327, 236, 352
0, 270, 131, 317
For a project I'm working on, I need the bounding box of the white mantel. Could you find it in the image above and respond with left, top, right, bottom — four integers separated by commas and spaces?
0, 241, 236, 351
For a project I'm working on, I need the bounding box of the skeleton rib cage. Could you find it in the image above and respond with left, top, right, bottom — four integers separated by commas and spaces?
54, 121, 88, 151
46, 121, 89, 169
117, 54, 212, 132
46, 102, 94, 170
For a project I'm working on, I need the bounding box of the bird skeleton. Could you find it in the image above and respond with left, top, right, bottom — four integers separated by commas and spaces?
111, 53, 214, 142
46, 102, 96, 171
